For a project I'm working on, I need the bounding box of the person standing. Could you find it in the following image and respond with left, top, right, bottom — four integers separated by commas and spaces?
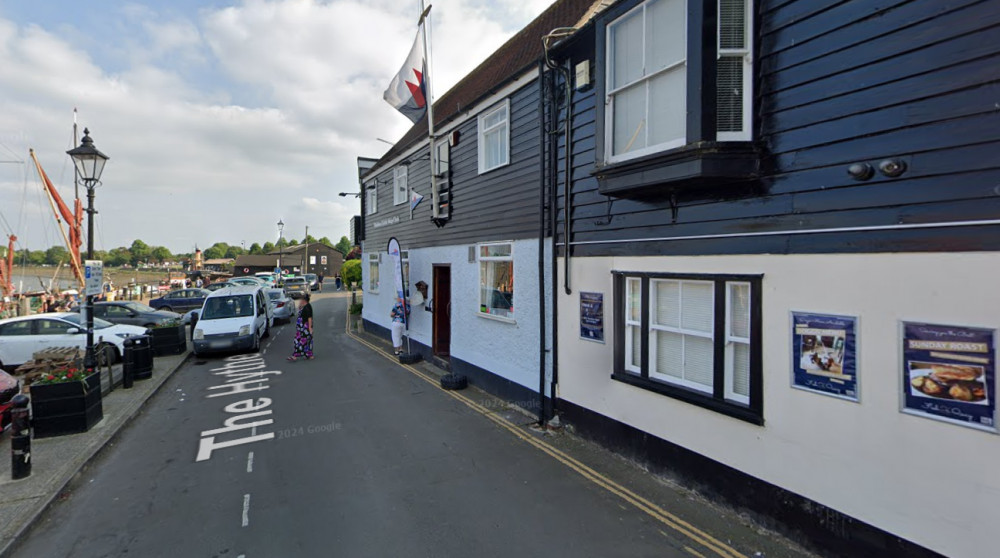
317, 273, 324, 292
390, 298, 409, 355
335, 273, 343, 291
288, 293, 314, 361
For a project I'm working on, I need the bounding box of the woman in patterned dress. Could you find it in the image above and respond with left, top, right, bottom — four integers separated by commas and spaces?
288, 293, 314, 361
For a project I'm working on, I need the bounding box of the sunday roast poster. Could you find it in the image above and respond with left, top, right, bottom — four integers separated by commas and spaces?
791, 312, 858, 401
902, 322, 997, 432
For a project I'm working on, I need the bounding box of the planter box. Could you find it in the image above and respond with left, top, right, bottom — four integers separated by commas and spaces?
151, 324, 186, 356
30, 372, 103, 438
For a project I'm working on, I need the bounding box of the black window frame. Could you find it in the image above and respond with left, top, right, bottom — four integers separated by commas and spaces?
593, 0, 759, 198
612, 270, 763, 424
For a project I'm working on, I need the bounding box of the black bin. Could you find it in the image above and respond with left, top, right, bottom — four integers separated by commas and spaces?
123, 335, 154, 381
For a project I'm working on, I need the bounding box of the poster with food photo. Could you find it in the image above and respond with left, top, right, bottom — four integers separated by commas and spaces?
902, 322, 996, 432
791, 312, 858, 401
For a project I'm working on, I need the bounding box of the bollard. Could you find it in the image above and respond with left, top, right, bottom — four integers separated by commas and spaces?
10, 394, 31, 480
122, 337, 135, 389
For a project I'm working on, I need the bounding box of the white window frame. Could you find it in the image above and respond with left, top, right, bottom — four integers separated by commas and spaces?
477, 100, 511, 174
476, 241, 515, 322
393, 166, 408, 206
724, 281, 751, 404
624, 277, 642, 374
648, 279, 715, 394
605, 0, 688, 164
365, 180, 377, 215
367, 253, 379, 293
716, 0, 753, 142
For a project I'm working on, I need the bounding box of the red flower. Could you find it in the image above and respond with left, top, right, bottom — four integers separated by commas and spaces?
66, 372, 74, 378
46, 375, 55, 381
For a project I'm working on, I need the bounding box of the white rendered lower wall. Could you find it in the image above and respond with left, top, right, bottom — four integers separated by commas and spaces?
555, 252, 999, 558
362, 238, 551, 392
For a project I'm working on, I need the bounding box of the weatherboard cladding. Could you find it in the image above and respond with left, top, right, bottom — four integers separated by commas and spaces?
364, 80, 544, 249
552, 0, 1000, 257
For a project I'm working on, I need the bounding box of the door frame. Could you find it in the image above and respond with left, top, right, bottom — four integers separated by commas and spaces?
432, 264, 451, 358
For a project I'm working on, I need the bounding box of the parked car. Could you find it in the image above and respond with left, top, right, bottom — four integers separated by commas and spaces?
204, 282, 232, 292
192, 286, 273, 356
229, 276, 268, 288
79, 301, 181, 328
0, 313, 146, 371
266, 288, 294, 323
148, 288, 211, 313
283, 276, 309, 298
304, 273, 320, 291
254, 273, 277, 287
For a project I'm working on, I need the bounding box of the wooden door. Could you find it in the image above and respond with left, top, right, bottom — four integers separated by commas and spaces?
432, 265, 451, 358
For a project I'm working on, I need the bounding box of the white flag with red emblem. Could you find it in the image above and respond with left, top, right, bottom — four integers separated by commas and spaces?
384, 25, 428, 123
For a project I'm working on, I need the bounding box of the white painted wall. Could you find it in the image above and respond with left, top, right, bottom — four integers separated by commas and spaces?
556, 252, 1000, 558
362, 238, 551, 393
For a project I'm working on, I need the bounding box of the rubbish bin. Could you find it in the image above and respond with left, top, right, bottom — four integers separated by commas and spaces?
123, 335, 153, 382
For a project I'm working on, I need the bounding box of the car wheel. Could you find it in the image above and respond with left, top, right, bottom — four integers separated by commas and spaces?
160, 306, 172, 312
251, 333, 261, 353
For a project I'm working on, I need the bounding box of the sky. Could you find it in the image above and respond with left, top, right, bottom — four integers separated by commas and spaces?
0, 0, 554, 253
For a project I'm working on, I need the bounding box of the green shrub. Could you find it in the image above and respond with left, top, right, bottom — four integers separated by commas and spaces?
341, 259, 362, 287
349, 302, 363, 315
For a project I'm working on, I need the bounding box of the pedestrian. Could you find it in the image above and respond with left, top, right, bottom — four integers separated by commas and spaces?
317, 273, 324, 292
195, 276, 203, 288
335, 273, 343, 291
390, 297, 409, 355
62, 293, 78, 311
287, 293, 314, 361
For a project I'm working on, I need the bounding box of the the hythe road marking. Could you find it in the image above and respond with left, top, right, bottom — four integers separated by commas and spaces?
247, 451, 255, 473
241, 493, 251, 527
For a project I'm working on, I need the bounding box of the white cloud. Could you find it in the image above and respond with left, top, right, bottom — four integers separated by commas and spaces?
0, 0, 555, 254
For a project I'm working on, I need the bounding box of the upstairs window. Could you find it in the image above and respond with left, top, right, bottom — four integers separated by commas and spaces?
478, 100, 510, 174
365, 180, 378, 215
393, 166, 408, 206
717, 0, 752, 140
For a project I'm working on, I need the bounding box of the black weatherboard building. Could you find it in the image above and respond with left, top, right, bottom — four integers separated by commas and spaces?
543, 1, 1000, 557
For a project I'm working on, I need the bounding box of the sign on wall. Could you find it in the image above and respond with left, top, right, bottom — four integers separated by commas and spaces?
791, 312, 859, 401
579, 292, 604, 343
902, 322, 996, 432
321, 256, 328, 265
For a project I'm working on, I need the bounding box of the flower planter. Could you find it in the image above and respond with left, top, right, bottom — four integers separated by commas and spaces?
151, 324, 187, 356
30, 371, 103, 438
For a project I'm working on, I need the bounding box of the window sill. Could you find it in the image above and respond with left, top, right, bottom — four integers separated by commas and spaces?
611, 371, 763, 425
476, 312, 516, 324
477, 161, 510, 176
595, 141, 760, 199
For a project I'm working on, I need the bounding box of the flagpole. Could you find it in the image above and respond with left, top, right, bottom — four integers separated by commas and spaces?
419, 1, 438, 223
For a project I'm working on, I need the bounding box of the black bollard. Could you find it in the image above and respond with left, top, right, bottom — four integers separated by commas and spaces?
122, 337, 134, 389
10, 394, 31, 480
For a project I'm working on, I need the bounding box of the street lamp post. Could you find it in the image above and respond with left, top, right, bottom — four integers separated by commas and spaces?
66, 128, 109, 374
277, 219, 284, 277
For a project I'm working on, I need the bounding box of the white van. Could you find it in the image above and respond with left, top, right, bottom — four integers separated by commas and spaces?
192, 285, 273, 356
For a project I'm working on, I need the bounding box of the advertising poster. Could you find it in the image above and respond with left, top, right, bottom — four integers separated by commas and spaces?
791, 312, 858, 401
902, 322, 996, 432
579, 292, 604, 343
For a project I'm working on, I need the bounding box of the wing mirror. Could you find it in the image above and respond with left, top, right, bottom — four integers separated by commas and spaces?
66, 327, 82, 335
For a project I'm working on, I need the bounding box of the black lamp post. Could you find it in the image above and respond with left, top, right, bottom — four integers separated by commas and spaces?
277, 219, 284, 277
66, 128, 109, 374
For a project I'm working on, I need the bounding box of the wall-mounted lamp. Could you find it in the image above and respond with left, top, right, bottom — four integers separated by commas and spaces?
878, 158, 907, 178
847, 163, 875, 181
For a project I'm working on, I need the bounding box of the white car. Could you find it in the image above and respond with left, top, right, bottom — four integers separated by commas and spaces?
0, 312, 147, 371
192, 285, 273, 356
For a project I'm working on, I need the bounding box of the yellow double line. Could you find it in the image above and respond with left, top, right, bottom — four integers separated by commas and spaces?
345, 312, 745, 558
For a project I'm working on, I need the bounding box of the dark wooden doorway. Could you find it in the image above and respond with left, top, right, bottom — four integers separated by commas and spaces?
433, 265, 451, 358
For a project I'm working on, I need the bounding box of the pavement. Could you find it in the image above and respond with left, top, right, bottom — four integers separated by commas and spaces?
3, 292, 816, 558
0, 346, 191, 557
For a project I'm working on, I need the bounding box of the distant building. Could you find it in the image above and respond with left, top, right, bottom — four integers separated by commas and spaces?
267, 244, 343, 278
202, 258, 234, 273
232, 255, 280, 277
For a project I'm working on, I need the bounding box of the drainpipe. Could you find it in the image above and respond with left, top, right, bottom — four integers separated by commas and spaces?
537, 60, 548, 426
548, 67, 562, 420
561, 59, 573, 298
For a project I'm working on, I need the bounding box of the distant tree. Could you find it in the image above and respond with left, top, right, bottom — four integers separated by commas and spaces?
275, 238, 288, 249
345, 246, 361, 260
203, 242, 229, 260
340, 259, 361, 286
106, 247, 131, 267
302, 234, 317, 245
44, 245, 69, 266
129, 240, 151, 266
151, 246, 172, 263
334, 236, 352, 256
262, 241, 276, 254
287, 238, 298, 246
224, 245, 245, 259
248, 242, 263, 255
318, 236, 334, 248
93, 250, 108, 262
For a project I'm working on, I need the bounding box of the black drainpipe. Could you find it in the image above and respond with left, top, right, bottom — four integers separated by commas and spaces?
536, 60, 548, 426
562, 59, 573, 298
549, 66, 564, 418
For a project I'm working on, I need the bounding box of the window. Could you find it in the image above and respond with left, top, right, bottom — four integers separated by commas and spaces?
367, 253, 380, 293
0, 320, 32, 336
614, 271, 761, 423
365, 180, 378, 215
36, 319, 73, 335
401, 250, 410, 292
607, 0, 688, 161
478, 242, 514, 320
393, 166, 408, 206
717, 0, 752, 140
478, 100, 510, 174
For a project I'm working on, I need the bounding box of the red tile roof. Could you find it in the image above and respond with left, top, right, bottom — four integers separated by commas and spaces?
369, 0, 605, 174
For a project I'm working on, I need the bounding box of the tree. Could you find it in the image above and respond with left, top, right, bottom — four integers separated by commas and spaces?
341, 259, 361, 286
303, 234, 317, 245
106, 247, 131, 267
334, 236, 352, 256
44, 245, 69, 266
345, 246, 361, 260
248, 242, 263, 255
318, 236, 334, 248
286, 238, 298, 247
262, 241, 276, 254
203, 242, 229, 260
129, 240, 150, 266
151, 246, 172, 263
224, 245, 245, 259
275, 238, 288, 249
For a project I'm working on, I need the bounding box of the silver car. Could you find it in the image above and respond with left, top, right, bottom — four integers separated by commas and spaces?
266, 288, 294, 323
283, 276, 309, 299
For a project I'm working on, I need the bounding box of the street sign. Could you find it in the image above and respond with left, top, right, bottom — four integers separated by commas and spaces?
85, 260, 103, 296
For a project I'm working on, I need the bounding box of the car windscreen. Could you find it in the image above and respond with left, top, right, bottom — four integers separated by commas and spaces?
124, 302, 156, 312
62, 314, 113, 329
286, 278, 306, 285
201, 295, 255, 320
267, 291, 284, 300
